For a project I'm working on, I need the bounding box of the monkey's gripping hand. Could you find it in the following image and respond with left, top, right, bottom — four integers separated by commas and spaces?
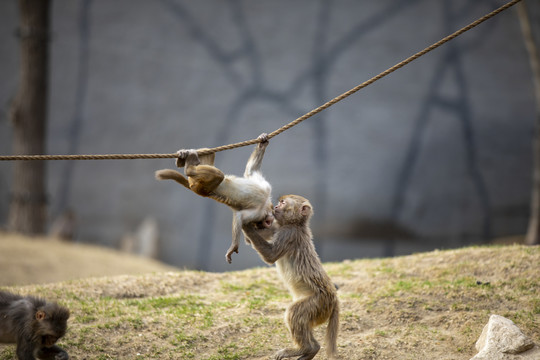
176, 149, 199, 168
257, 133, 269, 148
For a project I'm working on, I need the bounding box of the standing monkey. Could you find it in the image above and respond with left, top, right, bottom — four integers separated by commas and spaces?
0, 291, 70, 360
155, 133, 274, 263
243, 195, 339, 360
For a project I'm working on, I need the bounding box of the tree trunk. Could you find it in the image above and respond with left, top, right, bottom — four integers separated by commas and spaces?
518, 2, 540, 246
8, 0, 51, 235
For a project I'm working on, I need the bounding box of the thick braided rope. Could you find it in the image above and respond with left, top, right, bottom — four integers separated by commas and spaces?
0, 153, 178, 161
0, 0, 521, 161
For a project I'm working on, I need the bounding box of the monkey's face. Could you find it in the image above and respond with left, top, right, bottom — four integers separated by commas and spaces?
273, 198, 287, 222
274, 195, 313, 225
274, 197, 296, 225
34, 305, 70, 347
36, 320, 67, 348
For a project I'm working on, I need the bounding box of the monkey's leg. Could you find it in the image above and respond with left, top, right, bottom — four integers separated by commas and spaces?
35, 345, 69, 360
15, 336, 38, 360
186, 164, 225, 197
275, 298, 320, 360
196, 148, 215, 166
184, 151, 225, 197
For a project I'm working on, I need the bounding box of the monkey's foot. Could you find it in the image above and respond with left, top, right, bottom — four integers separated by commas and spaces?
176, 149, 188, 168
274, 347, 318, 360
274, 348, 294, 360
225, 245, 239, 264
176, 149, 199, 168
274, 349, 295, 360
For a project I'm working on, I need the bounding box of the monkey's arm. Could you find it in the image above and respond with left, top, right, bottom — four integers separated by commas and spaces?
225, 212, 243, 264
242, 224, 285, 264
16, 335, 35, 360
244, 133, 269, 177
35, 345, 69, 360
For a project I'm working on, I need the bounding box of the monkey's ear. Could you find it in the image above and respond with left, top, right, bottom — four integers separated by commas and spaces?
35, 310, 46, 321
300, 204, 311, 216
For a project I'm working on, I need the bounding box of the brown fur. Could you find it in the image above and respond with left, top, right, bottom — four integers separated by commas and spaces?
243, 195, 339, 360
155, 134, 273, 263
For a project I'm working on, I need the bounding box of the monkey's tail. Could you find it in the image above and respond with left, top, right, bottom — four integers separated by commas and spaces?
325, 301, 339, 359
155, 169, 190, 190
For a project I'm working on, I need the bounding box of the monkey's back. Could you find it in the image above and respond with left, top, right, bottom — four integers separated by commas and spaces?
0, 290, 21, 309
0, 291, 37, 343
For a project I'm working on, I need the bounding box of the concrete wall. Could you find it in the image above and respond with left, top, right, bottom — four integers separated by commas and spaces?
0, 0, 537, 271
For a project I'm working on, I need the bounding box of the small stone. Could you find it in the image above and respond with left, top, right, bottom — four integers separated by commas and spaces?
471, 315, 539, 360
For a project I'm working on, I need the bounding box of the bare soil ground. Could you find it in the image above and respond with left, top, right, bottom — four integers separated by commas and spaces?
0, 233, 538, 360
0, 232, 176, 286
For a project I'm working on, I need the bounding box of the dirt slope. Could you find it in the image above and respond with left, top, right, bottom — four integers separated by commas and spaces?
0, 240, 538, 359
0, 232, 177, 286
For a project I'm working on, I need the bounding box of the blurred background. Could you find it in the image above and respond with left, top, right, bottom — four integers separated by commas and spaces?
1, 0, 539, 273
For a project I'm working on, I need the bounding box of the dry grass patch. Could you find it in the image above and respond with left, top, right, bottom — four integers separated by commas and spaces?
0, 232, 176, 286
1, 245, 538, 359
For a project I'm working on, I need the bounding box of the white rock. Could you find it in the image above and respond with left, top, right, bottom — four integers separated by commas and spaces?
471, 315, 540, 360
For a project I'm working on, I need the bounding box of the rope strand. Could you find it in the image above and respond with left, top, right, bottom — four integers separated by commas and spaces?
0, 153, 179, 161
0, 0, 522, 161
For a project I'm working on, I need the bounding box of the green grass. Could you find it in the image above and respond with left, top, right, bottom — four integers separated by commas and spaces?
0, 244, 538, 360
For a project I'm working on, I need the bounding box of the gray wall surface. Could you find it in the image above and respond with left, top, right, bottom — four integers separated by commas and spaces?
0, 0, 538, 271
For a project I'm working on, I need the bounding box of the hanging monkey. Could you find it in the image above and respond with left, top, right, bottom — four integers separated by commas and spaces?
155, 133, 274, 263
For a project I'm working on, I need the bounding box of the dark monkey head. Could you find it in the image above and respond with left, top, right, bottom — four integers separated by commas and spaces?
274, 195, 313, 226
32, 302, 70, 347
